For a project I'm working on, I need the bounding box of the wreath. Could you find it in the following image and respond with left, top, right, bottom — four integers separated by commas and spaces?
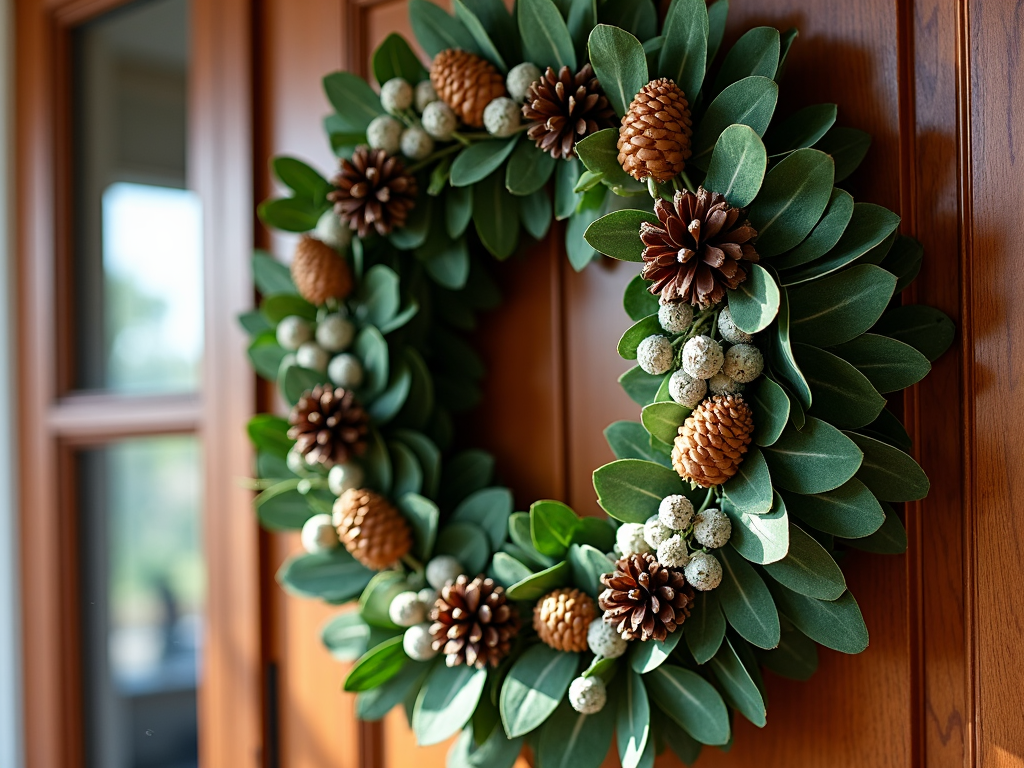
242, 0, 956, 764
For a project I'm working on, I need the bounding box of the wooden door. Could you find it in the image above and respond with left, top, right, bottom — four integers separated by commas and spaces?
253, 2, 1023, 768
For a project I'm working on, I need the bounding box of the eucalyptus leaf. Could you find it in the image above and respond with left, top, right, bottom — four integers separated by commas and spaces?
506, 560, 571, 600
253, 251, 298, 296
277, 550, 374, 604
768, 103, 838, 154
691, 76, 779, 169
321, 611, 371, 662
536, 696, 615, 768
766, 580, 869, 654
491, 552, 535, 588
723, 447, 773, 515
717, 546, 780, 649
768, 285, 812, 409
604, 420, 663, 463
446, 184, 474, 239
356, 661, 431, 721
344, 636, 407, 692
454, 0, 507, 70
408, 0, 480, 58
712, 26, 779, 94
359, 571, 408, 629
705, 0, 729, 64
771, 187, 854, 270
451, 137, 520, 187
588, 25, 648, 117
322, 71, 383, 129
722, 491, 789, 565
872, 304, 956, 362
641, 401, 690, 445
555, 157, 582, 220
254, 480, 309, 531
830, 333, 931, 393
795, 343, 886, 429
519, 0, 576, 71
842, 502, 908, 554
247, 413, 292, 459
858, 407, 913, 452
754, 623, 818, 681
568, 543, 612, 598
749, 375, 790, 447
624, 274, 661, 321
618, 365, 664, 406
762, 523, 846, 600
436, 522, 491, 574
709, 637, 766, 727
584, 209, 657, 261
500, 644, 579, 738
506, 139, 556, 196
413, 662, 488, 745
657, 0, 708, 105
617, 670, 650, 768
726, 263, 780, 334
520, 188, 553, 240
372, 33, 428, 85
399, 493, 440, 561
599, 0, 657, 41
646, 666, 730, 746
593, 459, 687, 523
452, 487, 513, 549
531, 499, 580, 557
685, 590, 726, 663
353, 325, 389, 398
815, 125, 871, 182
780, 479, 884, 539
704, 125, 768, 208
748, 148, 835, 257
845, 432, 930, 502
474, 168, 521, 260
881, 235, 924, 293
629, 626, 681, 674
787, 264, 897, 347
762, 418, 863, 494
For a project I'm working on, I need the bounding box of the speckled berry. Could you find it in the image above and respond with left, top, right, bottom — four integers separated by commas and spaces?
568, 675, 607, 714
388, 591, 426, 627
643, 514, 673, 549
403, 623, 438, 661
417, 587, 438, 607
328, 462, 364, 497
483, 96, 521, 138
708, 372, 744, 395
296, 342, 329, 372
637, 335, 674, 375
276, 316, 312, 351
328, 353, 364, 388
316, 313, 355, 352
314, 210, 352, 252
414, 80, 438, 112
685, 551, 723, 591
682, 335, 724, 379
615, 523, 652, 557
301, 513, 339, 554
506, 62, 541, 102
693, 508, 732, 549
657, 534, 690, 568
380, 77, 414, 114
669, 369, 707, 407
587, 619, 627, 659
400, 126, 434, 160
425, 555, 463, 590
722, 343, 764, 384
659, 301, 694, 334
422, 100, 457, 141
719, 306, 753, 344
659, 494, 694, 531
366, 114, 403, 154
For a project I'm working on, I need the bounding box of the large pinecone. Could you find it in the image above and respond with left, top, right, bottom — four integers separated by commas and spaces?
533, 587, 596, 652
290, 236, 353, 305
287, 385, 369, 468
641, 187, 760, 309
617, 78, 692, 182
333, 488, 411, 570
522, 64, 617, 160
429, 574, 520, 668
327, 147, 417, 238
430, 49, 506, 128
599, 553, 695, 642
672, 394, 755, 487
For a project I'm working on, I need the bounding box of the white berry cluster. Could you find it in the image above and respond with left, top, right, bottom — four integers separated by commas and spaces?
276, 308, 364, 389
369, 77, 440, 160
391, 559, 465, 663
649, 494, 732, 592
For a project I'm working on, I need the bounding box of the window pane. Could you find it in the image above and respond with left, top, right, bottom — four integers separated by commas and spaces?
72, 0, 202, 394
79, 437, 204, 768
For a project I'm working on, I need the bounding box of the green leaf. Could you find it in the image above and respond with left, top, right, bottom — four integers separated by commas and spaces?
755, 622, 818, 680
446, 185, 473, 239
830, 333, 931, 393
408, 0, 480, 58
709, 637, 766, 727
571, 518, 616, 552
277, 550, 374, 603
500, 644, 579, 738
748, 148, 835, 257
705, 0, 729, 64
258, 197, 321, 232
555, 157, 582, 220
362, 428, 393, 495
567, 543, 611, 598
771, 188, 854, 270
641, 401, 689, 445
657, 0, 708, 106
617, 670, 650, 768
843, 502, 908, 554
359, 571, 409, 629
393, 431, 441, 499
795, 343, 886, 429
766, 581, 869, 654
452, 487, 513, 550
768, 285, 812, 409
685, 591, 726, 664
872, 305, 956, 362
399, 493, 440, 561
254, 480, 309, 530
261, 293, 316, 323
646, 666, 730, 746
423, 235, 470, 290
858, 405, 915, 451
353, 325, 389, 398
506, 139, 556, 196
726, 263, 780, 334
775, 26, 798, 80
768, 103, 838, 153
321, 612, 371, 662
436, 521, 491, 574
391, 195, 433, 250
628, 628, 681, 674
491, 552, 535, 588
844, 432, 929, 502
600, 0, 657, 41
722, 491, 789, 565
372, 33, 428, 85
252, 251, 297, 296
356, 661, 431, 721
575, 128, 641, 192
787, 264, 897, 347
750, 375, 789, 447
721, 447, 773, 515
506, 560, 571, 600
567, 0, 597, 60
566, 198, 601, 270
474, 169, 521, 260
762, 418, 863, 494
588, 25, 647, 117
519, 0, 576, 71
322, 71, 383, 129
356, 263, 401, 329
584, 209, 656, 261
624, 274, 660, 321
717, 546, 780, 649
618, 365, 664, 406
280, 365, 329, 405
520, 188, 553, 240
605, 420, 664, 463
530, 499, 580, 557
780, 479, 884, 539
704, 125, 768, 208
763, 523, 846, 600
344, 636, 407, 692
815, 125, 871, 182
508, 512, 557, 570
413, 663, 488, 745
712, 26, 780, 93
593, 459, 686, 523
451, 137, 520, 186
537, 697, 615, 768
440, 449, 495, 512
618, 314, 663, 360
454, 0, 507, 70
691, 76, 779, 169
882, 235, 924, 293
247, 414, 292, 458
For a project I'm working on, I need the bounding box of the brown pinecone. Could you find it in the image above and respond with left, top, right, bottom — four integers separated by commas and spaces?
333, 488, 412, 570
672, 394, 755, 488
430, 49, 506, 128
327, 147, 417, 238
533, 588, 596, 652
617, 78, 693, 182
290, 236, 353, 305
287, 385, 369, 469
429, 574, 520, 668
599, 553, 695, 642
641, 187, 759, 309
522, 64, 617, 160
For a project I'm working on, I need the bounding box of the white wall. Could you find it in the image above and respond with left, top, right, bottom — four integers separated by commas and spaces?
0, 0, 23, 765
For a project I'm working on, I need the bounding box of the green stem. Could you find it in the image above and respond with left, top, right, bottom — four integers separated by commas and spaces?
696, 487, 716, 514
402, 554, 425, 575
680, 171, 696, 194
647, 177, 660, 200
406, 142, 461, 174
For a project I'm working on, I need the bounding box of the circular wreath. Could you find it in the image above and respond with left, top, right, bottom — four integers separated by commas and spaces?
243, 0, 956, 764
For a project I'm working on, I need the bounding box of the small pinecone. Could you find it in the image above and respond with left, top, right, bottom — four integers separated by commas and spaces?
333, 488, 412, 570
290, 236, 353, 305
327, 147, 417, 237
641, 187, 759, 309
429, 574, 520, 668
672, 394, 755, 488
599, 553, 695, 641
522, 64, 617, 160
617, 78, 693, 182
430, 49, 506, 128
533, 588, 596, 652
287, 385, 369, 468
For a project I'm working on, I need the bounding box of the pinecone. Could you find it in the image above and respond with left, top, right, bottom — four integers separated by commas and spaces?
290, 236, 353, 305
522, 64, 617, 160
429, 574, 520, 668
617, 78, 693, 182
672, 394, 755, 488
430, 49, 507, 128
533, 588, 596, 652
327, 147, 417, 238
333, 488, 412, 570
641, 187, 760, 309
287, 385, 369, 468
599, 553, 695, 642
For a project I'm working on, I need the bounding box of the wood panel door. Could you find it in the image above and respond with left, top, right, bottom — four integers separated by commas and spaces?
253, 1, 1023, 767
